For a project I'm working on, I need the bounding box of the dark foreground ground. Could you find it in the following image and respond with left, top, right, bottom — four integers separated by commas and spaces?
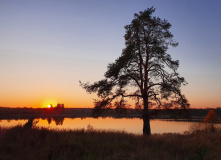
0, 126, 221, 160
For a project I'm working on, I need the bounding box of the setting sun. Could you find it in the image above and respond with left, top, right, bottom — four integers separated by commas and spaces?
42, 99, 57, 108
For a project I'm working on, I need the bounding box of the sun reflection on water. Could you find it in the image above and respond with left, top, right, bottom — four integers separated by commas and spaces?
0, 118, 198, 134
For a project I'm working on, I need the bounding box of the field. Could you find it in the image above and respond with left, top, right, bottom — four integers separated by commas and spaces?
0, 126, 221, 160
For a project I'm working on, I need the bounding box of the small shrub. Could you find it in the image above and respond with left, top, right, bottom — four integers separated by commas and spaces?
204, 110, 219, 132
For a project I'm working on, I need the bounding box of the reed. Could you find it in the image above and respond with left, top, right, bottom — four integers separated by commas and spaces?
0, 126, 221, 160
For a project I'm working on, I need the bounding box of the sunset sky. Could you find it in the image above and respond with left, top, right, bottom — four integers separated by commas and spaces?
0, 0, 221, 108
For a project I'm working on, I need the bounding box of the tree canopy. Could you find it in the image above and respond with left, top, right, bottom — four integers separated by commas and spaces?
80, 7, 189, 135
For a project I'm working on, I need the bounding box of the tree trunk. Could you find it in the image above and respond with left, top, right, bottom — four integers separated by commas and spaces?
143, 97, 151, 135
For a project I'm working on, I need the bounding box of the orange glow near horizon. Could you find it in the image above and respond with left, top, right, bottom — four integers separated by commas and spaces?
42, 99, 58, 108
0, 94, 221, 109
0, 82, 220, 109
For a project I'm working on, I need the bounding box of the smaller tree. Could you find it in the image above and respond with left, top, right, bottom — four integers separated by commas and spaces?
204, 110, 218, 132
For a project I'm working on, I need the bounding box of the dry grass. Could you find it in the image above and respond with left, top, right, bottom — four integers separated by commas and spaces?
0, 126, 221, 160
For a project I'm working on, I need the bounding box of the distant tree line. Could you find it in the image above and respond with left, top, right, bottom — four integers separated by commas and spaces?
45, 103, 65, 114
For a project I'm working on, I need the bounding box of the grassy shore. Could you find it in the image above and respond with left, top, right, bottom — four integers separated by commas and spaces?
0, 126, 221, 160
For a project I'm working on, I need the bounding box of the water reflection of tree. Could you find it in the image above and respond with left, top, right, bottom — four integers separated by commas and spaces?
54, 117, 64, 125
23, 118, 38, 129
46, 118, 52, 124
46, 117, 64, 126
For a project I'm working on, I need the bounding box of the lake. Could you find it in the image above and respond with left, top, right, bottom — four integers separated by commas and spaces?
0, 117, 200, 134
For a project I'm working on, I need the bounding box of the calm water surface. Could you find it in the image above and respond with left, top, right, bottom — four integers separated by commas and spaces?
0, 117, 197, 134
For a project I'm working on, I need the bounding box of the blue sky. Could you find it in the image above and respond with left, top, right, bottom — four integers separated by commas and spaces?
0, 0, 221, 108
